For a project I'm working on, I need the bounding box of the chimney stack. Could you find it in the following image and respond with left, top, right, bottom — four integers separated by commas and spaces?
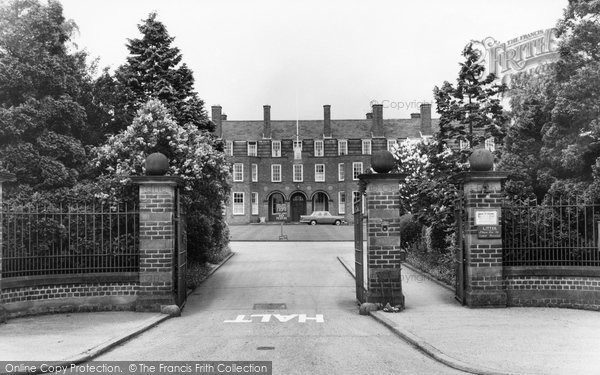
323, 105, 331, 137
366, 112, 373, 119
371, 104, 384, 137
263, 105, 271, 139
420, 103, 432, 135
221, 114, 227, 121
410, 113, 421, 119
211, 105, 222, 138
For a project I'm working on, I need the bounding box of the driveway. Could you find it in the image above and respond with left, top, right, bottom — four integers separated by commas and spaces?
96, 242, 461, 375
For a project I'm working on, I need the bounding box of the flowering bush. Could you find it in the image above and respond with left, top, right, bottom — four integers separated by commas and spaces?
93, 99, 231, 261
392, 138, 465, 235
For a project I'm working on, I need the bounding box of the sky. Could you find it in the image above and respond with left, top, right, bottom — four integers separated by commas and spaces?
60, 0, 568, 121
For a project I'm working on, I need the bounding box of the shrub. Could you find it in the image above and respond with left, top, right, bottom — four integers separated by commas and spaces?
93, 99, 231, 261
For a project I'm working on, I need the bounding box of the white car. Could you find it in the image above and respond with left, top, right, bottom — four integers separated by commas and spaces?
299, 211, 347, 225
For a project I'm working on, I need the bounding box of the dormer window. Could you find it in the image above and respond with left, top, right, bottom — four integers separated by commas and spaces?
314, 140, 324, 157
247, 141, 257, 156
362, 139, 372, 155
338, 139, 348, 155
272, 140, 281, 157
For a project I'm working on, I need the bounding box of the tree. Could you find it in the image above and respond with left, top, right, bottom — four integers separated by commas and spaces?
110, 13, 212, 133
94, 99, 230, 261
434, 43, 508, 154
392, 138, 464, 251
0, 0, 96, 194
539, 0, 600, 198
498, 72, 557, 201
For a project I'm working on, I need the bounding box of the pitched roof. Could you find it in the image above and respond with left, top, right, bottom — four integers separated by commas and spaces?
221, 118, 440, 140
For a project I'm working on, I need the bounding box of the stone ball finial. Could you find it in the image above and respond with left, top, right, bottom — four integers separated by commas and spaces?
371, 150, 396, 173
145, 152, 169, 176
468, 148, 494, 171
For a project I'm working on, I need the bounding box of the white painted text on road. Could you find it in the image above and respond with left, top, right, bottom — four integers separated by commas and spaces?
224, 314, 324, 323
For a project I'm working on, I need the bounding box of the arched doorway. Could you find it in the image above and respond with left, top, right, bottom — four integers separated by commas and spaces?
312, 192, 329, 212
268, 192, 286, 222
290, 192, 307, 222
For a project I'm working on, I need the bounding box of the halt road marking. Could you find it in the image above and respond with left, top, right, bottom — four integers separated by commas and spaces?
224, 314, 324, 323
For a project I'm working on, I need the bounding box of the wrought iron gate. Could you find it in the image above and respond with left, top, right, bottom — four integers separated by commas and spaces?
354, 199, 365, 303
174, 189, 187, 308
454, 194, 466, 304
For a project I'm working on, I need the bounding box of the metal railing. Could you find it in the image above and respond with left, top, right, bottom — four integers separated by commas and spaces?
502, 196, 600, 267
1, 202, 139, 278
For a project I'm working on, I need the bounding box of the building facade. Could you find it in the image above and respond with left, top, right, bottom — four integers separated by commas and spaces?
213, 103, 438, 224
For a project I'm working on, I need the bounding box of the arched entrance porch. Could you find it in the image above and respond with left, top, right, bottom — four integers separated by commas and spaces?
268, 192, 286, 222
289, 192, 307, 222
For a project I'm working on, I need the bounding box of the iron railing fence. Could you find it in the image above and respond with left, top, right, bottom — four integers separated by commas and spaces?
1, 202, 139, 278
502, 196, 600, 267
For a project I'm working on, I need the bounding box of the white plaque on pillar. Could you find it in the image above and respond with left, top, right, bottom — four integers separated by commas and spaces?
474, 210, 498, 226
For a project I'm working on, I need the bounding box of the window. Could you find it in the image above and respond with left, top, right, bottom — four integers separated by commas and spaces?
485, 138, 495, 152
352, 162, 363, 180
459, 139, 470, 150
293, 164, 303, 182
293, 140, 302, 160
251, 192, 259, 215
272, 140, 281, 157
225, 140, 233, 156
271, 164, 282, 182
233, 192, 244, 215
387, 139, 397, 151
314, 140, 324, 157
247, 141, 257, 156
338, 191, 346, 214
315, 164, 325, 182
233, 163, 243, 182
338, 139, 348, 155
251, 164, 258, 182
362, 139, 372, 155
338, 163, 345, 181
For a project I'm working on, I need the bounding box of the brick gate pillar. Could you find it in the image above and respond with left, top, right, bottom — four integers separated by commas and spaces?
131, 174, 182, 312
359, 173, 406, 306
0, 172, 16, 322
458, 170, 508, 307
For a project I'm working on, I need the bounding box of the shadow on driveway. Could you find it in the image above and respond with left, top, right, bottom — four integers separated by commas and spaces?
228, 223, 365, 241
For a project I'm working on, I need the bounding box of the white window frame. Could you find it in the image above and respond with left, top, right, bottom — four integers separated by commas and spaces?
362, 139, 372, 155
225, 140, 233, 156
251, 192, 259, 215
338, 139, 348, 155
247, 141, 257, 157
293, 164, 303, 182
293, 140, 302, 160
387, 139, 397, 151
485, 138, 495, 152
459, 139, 470, 150
338, 191, 346, 215
272, 140, 281, 157
233, 192, 245, 215
352, 162, 363, 180
338, 163, 345, 181
251, 163, 258, 182
271, 164, 282, 182
314, 140, 324, 157
315, 164, 325, 182
233, 163, 244, 182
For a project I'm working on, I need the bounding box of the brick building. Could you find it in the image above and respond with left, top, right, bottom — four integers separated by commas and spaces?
212, 103, 438, 224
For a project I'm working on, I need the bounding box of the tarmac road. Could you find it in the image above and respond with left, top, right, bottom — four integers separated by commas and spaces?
95, 242, 464, 375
